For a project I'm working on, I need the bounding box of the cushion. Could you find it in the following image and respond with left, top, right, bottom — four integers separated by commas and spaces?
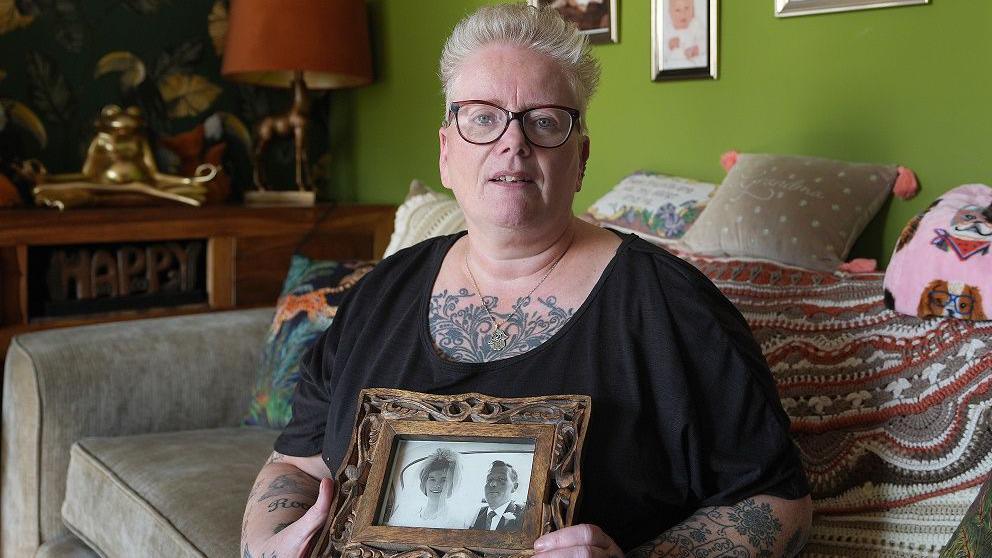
680, 251, 992, 556
61, 427, 278, 557
244, 255, 375, 429
679, 153, 899, 271
941, 473, 992, 557
884, 184, 992, 321
583, 171, 715, 244
382, 179, 466, 258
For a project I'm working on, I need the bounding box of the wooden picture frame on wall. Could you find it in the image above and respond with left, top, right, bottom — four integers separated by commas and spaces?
775, 0, 929, 17
528, 0, 619, 44
311, 389, 592, 558
651, 0, 718, 81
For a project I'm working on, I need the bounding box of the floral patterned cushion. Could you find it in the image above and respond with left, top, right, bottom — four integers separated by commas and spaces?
244, 255, 375, 429
583, 171, 715, 244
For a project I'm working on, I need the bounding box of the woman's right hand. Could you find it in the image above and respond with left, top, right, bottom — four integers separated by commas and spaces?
247, 477, 334, 558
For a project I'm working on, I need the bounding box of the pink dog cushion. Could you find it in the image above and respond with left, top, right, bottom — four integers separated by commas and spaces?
884, 184, 992, 321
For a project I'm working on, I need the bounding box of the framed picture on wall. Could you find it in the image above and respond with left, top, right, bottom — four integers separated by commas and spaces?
775, 0, 929, 18
651, 0, 718, 81
528, 0, 619, 44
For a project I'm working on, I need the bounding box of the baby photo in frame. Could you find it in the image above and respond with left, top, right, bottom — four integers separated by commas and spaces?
311, 389, 591, 558
651, 0, 718, 81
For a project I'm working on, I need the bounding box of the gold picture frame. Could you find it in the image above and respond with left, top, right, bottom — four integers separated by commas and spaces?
651, 0, 718, 81
774, 0, 929, 18
528, 0, 619, 45
311, 389, 592, 558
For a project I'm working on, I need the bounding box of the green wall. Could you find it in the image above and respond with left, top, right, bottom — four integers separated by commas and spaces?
346, 0, 992, 265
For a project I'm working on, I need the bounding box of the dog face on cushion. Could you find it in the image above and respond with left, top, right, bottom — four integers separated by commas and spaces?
950, 204, 992, 241
917, 279, 987, 320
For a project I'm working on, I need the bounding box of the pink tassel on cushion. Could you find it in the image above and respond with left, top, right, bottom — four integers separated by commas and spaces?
893, 166, 919, 199
838, 258, 877, 273
720, 150, 739, 172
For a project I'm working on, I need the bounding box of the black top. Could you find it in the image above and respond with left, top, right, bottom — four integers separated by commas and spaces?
275, 231, 809, 551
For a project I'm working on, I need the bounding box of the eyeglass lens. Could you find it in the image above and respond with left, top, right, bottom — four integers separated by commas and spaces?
455, 103, 574, 148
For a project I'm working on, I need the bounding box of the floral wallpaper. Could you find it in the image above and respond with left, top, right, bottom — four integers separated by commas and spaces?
0, 0, 334, 206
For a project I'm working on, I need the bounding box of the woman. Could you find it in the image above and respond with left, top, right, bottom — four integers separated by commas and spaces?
384, 449, 462, 528
241, 5, 812, 558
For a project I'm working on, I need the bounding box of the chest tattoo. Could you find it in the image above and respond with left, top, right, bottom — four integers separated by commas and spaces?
429, 288, 576, 363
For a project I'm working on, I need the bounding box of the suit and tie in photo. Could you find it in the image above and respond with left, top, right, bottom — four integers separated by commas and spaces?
468, 460, 524, 532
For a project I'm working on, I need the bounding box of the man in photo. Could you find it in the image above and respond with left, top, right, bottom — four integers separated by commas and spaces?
469, 461, 525, 532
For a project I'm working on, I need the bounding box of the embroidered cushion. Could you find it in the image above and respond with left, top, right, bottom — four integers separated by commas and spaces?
244, 255, 375, 429
884, 184, 992, 321
383, 179, 466, 258
583, 172, 715, 244
679, 153, 900, 271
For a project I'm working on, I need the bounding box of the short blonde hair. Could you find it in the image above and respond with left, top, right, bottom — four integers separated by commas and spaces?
439, 4, 600, 116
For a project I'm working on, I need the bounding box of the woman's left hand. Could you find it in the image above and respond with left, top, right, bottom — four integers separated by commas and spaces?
533, 524, 623, 558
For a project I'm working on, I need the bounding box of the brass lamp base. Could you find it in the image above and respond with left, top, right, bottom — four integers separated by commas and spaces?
243, 190, 316, 207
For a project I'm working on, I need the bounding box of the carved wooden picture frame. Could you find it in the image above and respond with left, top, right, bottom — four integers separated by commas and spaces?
311, 388, 592, 558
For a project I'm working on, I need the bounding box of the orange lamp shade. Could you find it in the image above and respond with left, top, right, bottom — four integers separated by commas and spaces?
222, 0, 373, 89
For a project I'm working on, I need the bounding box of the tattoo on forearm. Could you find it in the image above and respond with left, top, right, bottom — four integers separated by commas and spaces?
267, 498, 312, 513
627, 499, 785, 558
273, 522, 291, 534
257, 473, 317, 501
243, 547, 278, 558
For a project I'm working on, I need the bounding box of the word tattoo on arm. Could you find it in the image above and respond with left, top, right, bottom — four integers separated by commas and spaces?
267, 498, 312, 513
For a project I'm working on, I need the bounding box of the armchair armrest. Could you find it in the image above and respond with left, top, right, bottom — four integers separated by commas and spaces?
1, 307, 273, 557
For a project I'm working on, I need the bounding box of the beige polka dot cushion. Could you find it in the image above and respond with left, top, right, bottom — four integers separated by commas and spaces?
678, 153, 898, 271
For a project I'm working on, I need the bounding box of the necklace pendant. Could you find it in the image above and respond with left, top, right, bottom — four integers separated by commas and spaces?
488, 328, 508, 351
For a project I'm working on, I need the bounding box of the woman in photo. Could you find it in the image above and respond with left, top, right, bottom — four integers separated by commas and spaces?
386, 448, 463, 528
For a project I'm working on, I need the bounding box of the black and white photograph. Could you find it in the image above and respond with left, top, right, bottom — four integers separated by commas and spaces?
376, 439, 536, 531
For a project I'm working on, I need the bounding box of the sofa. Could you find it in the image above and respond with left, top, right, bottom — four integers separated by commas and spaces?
3, 178, 991, 557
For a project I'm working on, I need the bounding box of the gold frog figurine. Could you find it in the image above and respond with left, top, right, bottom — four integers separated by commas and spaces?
33, 105, 218, 209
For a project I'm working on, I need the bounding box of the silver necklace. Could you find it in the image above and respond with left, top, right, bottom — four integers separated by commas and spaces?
464, 242, 569, 351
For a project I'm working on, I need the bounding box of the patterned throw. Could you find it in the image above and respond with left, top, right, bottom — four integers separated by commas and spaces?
244, 255, 375, 429
678, 251, 992, 557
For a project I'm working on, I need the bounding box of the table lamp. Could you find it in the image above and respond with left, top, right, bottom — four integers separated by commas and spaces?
222, 0, 373, 206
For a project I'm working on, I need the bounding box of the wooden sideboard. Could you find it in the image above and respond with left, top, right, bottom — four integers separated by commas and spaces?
0, 203, 395, 358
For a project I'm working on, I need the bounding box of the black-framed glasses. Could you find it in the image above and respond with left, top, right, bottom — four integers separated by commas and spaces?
928, 290, 975, 317
447, 100, 581, 149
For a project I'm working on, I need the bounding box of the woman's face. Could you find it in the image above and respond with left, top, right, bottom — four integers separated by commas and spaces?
425, 470, 448, 496
439, 44, 589, 236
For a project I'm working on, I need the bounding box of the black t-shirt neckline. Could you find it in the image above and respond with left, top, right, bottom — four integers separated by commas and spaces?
417, 229, 637, 373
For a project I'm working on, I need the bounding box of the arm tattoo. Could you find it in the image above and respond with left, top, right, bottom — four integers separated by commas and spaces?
267, 498, 312, 513
243, 548, 278, 558
625, 499, 784, 558
429, 289, 574, 363
257, 473, 317, 502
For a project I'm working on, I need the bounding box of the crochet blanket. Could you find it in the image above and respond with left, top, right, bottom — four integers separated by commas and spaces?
681, 253, 992, 557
